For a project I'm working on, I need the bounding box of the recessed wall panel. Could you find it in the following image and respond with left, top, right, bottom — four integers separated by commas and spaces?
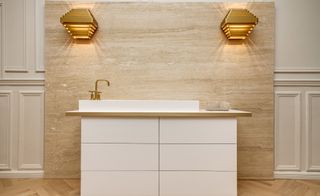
4, 0, 26, 72
275, 91, 301, 171
0, 91, 12, 169
18, 91, 44, 170
306, 92, 320, 171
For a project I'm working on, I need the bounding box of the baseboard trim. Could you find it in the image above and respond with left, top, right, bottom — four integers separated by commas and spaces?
274, 171, 320, 180
0, 170, 44, 178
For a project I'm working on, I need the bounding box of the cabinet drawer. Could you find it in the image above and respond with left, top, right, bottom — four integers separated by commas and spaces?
81, 117, 158, 143
82, 171, 158, 196
160, 144, 236, 171
160, 118, 236, 143
160, 171, 237, 196
82, 144, 158, 170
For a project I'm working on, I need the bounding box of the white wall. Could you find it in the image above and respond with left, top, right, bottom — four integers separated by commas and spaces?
0, 0, 320, 179
275, 0, 320, 68
0, 0, 44, 178
274, 0, 320, 179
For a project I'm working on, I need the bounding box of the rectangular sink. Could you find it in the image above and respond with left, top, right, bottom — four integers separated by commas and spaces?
79, 100, 199, 112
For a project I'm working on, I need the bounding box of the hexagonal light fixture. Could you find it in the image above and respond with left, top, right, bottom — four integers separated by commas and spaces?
221, 9, 258, 40
60, 9, 98, 40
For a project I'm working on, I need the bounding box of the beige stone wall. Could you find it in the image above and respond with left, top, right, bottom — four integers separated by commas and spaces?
45, 2, 274, 179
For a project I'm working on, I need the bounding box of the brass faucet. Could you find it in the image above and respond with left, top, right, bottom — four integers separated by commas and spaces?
89, 79, 110, 100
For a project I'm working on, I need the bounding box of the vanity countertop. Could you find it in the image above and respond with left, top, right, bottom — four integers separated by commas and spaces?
65, 109, 252, 117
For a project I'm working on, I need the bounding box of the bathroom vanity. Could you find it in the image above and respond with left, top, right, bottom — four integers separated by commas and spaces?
66, 100, 251, 196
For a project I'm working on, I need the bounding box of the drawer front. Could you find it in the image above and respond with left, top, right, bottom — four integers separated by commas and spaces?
160, 118, 236, 143
82, 144, 158, 171
81, 117, 158, 143
82, 171, 158, 196
160, 171, 237, 196
160, 144, 236, 171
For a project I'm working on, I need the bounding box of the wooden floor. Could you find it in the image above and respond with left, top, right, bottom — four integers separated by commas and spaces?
0, 179, 320, 196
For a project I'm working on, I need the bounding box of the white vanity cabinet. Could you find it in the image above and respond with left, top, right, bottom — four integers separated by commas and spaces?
81, 117, 159, 196
66, 101, 251, 196
79, 116, 243, 196
159, 118, 237, 196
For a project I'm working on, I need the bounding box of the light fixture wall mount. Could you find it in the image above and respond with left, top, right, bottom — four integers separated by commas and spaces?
60, 9, 98, 40
221, 9, 258, 40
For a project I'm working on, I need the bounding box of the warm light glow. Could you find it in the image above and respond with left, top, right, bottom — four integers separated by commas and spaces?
221, 9, 258, 40
71, 4, 95, 10
73, 35, 91, 39
228, 36, 247, 40
224, 3, 247, 10
66, 24, 97, 29
60, 9, 98, 40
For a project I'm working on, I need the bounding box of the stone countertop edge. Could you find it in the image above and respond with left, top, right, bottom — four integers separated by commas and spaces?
65, 109, 252, 117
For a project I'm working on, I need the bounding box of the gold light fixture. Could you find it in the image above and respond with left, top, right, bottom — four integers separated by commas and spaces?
221, 9, 258, 40
60, 9, 98, 40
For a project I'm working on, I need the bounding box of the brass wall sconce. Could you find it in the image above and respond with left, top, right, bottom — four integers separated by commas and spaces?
60, 9, 98, 40
221, 9, 258, 40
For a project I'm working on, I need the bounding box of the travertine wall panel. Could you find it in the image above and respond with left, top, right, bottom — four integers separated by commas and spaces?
45, 2, 274, 179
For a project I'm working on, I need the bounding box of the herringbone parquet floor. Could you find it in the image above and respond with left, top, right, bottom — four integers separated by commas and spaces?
0, 178, 320, 196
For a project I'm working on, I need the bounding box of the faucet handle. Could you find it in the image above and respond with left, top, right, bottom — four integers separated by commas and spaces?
89, 90, 95, 100
95, 92, 101, 100
89, 90, 102, 100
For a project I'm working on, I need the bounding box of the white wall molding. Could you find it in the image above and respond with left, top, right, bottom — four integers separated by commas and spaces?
24, 0, 33, 74
0, 79, 44, 86
0, 2, 3, 79
0, 0, 44, 178
35, 0, 44, 73
4, 70, 29, 73
274, 67, 320, 73
274, 80, 320, 87
274, 87, 320, 179
275, 91, 301, 171
3, 0, 28, 73
0, 91, 13, 170
274, 171, 320, 180
1, 0, 45, 79
0, 170, 43, 178
18, 91, 44, 170
22, 0, 27, 72
305, 92, 320, 172
274, 67, 320, 85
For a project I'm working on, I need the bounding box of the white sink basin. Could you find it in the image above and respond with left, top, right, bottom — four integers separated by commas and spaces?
79, 100, 199, 112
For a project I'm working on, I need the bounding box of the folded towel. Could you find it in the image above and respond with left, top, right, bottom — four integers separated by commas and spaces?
206, 101, 230, 111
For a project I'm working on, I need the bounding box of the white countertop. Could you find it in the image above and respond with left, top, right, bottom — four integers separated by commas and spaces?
65, 109, 252, 117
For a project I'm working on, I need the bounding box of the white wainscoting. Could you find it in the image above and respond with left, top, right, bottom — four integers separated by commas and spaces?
306, 92, 320, 172
275, 91, 301, 171
1, 0, 44, 79
274, 67, 320, 179
18, 91, 44, 170
0, 0, 44, 178
0, 86, 44, 178
0, 91, 13, 170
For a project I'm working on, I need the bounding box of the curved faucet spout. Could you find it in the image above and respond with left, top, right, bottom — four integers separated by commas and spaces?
95, 79, 110, 92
